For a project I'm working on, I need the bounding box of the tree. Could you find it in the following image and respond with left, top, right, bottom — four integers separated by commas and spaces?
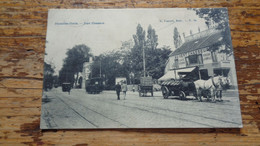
145, 46, 171, 79
146, 25, 158, 50
173, 27, 182, 49
132, 24, 146, 77
91, 24, 171, 86
43, 62, 54, 91
91, 51, 127, 86
59, 44, 92, 87
193, 8, 233, 56
131, 24, 170, 80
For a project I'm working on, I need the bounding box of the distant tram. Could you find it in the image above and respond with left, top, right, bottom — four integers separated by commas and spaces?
85, 77, 104, 94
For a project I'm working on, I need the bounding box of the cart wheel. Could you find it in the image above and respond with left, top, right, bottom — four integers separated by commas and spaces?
161, 86, 169, 99
179, 91, 186, 100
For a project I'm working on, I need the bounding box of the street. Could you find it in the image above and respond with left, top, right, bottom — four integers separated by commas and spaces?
40, 88, 242, 129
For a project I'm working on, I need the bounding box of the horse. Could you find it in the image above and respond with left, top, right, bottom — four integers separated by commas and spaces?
194, 76, 229, 102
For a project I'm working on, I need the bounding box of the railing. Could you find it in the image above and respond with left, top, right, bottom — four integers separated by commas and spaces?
186, 63, 204, 68
184, 28, 222, 42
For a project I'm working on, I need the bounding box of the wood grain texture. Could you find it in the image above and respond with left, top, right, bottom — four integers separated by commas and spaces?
0, 0, 259, 145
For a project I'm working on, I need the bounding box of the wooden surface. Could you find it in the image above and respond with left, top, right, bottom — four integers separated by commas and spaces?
0, 0, 259, 145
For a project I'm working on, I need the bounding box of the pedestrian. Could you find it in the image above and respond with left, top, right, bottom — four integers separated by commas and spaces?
115, 82, 121, 100
121, 81, 127, 100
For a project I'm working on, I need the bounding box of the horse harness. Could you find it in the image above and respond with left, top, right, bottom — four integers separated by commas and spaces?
211, 77, 219, 88
201, 77, 218, 90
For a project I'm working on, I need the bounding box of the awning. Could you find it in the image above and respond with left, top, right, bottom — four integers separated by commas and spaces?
176, 67, 196, 75
158, 70, 178, 81
158, 67, 197, 81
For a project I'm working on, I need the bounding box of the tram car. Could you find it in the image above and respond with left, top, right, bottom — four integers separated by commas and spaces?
62, 83, 71, 92
85, 77, 104, 94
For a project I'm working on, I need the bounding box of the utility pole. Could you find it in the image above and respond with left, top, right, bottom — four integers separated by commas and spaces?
100, 60, 102, 78
143, 46, 146, 77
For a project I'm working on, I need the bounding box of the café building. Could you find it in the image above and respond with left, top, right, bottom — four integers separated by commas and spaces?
160, 28, 238, 88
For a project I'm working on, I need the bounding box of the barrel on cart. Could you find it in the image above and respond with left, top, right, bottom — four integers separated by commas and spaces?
160, 67, 199, 100
138, 77, 153, 97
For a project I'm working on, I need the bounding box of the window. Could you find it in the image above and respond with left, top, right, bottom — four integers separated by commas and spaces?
213, 68, 230, 77
189, 55, 198, 64
185, 54, 203, 66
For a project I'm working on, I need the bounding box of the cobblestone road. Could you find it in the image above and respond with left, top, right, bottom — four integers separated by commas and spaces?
40, 88, 242, 129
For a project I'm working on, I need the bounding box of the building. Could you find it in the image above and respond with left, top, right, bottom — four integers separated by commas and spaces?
81, 57, 93, 89
162, 28, 238, 87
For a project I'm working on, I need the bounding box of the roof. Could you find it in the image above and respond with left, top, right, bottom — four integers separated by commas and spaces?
169, 31, 223, 56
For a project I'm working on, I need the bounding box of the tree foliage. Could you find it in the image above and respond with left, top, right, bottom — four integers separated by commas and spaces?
43, 62, 55, 91
59, 44, 92, 86
173, 27, 182, 49
91, 24, 170, 85
193, 8, 233, 56
147, 25, 158, 50
91, 51, 128, 86
145, 46, 171, 79
131, 24, 146, 76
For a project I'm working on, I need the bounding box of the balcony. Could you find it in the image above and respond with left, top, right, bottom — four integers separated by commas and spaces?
186, 63, 204, 68
210, 60, 231, 68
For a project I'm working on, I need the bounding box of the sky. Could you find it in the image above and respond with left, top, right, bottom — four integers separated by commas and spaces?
45, 8, 208, 74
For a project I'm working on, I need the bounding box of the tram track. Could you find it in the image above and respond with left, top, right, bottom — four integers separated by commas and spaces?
45, 88, 241, 128
83, 96, 213, 127
58, 94, 129, 128
124, 100, 241, 126
56, 96, 99, 128
87, 94, 241, 127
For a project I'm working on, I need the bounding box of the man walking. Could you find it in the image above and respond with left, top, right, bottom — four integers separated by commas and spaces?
121, 81, 127, 100
115, 82, 121, 100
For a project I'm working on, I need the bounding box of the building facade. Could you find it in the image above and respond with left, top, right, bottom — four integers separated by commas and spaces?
164, 28, 238, 87
81, 57, 93, 89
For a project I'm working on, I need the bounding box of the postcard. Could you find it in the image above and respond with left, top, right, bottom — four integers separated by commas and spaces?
41, 8, 242, 129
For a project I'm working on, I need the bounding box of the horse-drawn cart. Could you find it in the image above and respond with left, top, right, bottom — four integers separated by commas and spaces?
161, 80, 196, 100
160, 66, 230, 102
138, 77, 153, 97
160, 67, 199, 100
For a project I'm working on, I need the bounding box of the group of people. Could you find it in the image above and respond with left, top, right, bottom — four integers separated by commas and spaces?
115, 82, 127, 100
